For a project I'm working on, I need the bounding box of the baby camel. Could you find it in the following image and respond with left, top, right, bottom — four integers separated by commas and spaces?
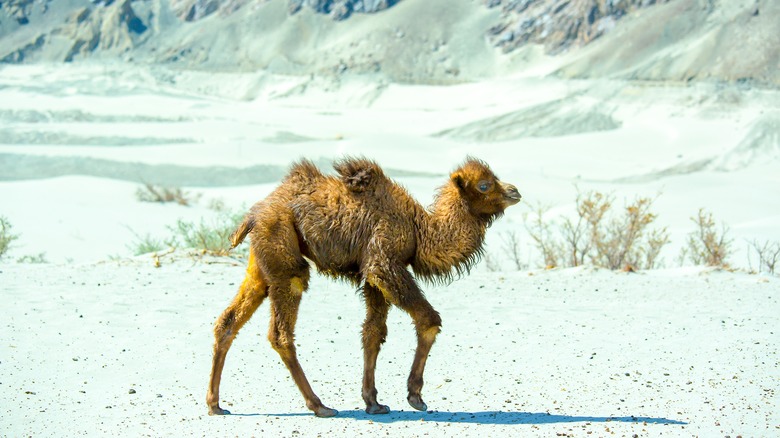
206, 157, 521, 417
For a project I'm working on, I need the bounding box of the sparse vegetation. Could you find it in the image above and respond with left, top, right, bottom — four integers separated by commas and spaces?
127, 202, 248, 258
16, 253, 47, 264
683, 208, 732, 267
135, 183, 200, 206
126, 228, 175, 256
747, 239, 780, 275
1, 216, 19, 258
526, 191, 669, 271
169, 210, 244, 256
483, 252, 501, 272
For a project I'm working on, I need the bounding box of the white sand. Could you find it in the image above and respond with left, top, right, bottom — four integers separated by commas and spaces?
1, 63, 779, 435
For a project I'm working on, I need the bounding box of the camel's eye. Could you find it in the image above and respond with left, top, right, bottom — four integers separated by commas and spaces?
477, 180, 491, 193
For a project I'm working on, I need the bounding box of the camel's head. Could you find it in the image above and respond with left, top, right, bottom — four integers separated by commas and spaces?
450, 157, 521, 219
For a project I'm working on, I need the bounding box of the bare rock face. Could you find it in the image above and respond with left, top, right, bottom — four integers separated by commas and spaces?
61, 0, 147, 61
1, 0, 42, 24
485, 0, 670, 54
169, 0, 397, 22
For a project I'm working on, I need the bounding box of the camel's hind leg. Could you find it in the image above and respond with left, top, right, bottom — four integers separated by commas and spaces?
267, 275, 338, 418
207, 252, 268, 415
361, 284, 390, 414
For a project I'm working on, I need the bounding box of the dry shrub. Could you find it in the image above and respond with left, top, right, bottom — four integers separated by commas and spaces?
526, 191, 669, 271
500, 230, 527, 270
747, 239, 780, 275
683, 208, 732, 267
136, 183, 200, 206
591, 196, 670, 270
525, 203, 562, 269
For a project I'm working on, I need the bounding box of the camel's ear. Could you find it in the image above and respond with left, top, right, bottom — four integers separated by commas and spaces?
451, 172, 466, 192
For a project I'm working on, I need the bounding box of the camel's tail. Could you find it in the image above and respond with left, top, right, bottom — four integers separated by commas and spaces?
229, 216, 254, 248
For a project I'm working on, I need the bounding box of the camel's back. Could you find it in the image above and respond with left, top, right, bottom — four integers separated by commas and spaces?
284, 158, 421, 272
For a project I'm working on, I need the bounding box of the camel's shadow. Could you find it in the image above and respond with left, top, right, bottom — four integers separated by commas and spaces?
242, 410, 686, 425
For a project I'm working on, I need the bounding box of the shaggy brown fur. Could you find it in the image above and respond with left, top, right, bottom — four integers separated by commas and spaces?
206, 157, 521, 417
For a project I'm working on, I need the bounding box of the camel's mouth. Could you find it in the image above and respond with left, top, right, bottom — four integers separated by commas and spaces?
501, 183, 522, 206
504, 195, 521, 206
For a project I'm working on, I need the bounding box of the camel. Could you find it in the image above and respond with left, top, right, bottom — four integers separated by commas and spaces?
206, 157, 521, 417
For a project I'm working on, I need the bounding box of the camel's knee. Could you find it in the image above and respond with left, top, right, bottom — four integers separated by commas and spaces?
290, 276, 308, 296
268, 334, 297, 362
414, 309, 442, 339
419, 325, 441, 344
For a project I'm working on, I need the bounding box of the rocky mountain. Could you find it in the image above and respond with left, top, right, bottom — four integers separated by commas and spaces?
0, 0, 777, 85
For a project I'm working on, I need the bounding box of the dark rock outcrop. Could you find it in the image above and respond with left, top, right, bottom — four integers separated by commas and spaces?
170, 0, 250, 22
169, 0, 397, 21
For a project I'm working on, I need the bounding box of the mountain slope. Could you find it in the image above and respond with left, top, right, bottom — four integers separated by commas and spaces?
0, 0, 777, 85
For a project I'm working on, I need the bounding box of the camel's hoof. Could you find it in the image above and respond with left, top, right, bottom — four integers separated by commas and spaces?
407, 395, 427, 412
314, 406, 338, 418
208, 406, 231, 416
365, 404, 390, 415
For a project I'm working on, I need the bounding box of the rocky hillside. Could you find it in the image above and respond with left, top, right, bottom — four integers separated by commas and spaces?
0, 0, 777, 85
485, 0, 671, 54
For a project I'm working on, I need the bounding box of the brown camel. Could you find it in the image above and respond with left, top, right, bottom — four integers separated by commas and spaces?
206, 157, 521, 417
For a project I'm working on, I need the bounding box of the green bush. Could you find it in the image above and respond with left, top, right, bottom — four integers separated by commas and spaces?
127, 206, 248, 258
16, 253, 47, 264
168, 208, 246, 256
0, 216, 19, 258
126, 228, 175, 256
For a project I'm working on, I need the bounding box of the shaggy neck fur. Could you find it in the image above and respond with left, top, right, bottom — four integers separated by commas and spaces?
412, 182, 492, 283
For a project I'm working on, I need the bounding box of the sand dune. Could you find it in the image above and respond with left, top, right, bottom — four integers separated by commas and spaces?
434, 94, 621, 142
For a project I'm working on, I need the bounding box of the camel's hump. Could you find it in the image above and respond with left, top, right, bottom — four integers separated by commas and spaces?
333, 157, 386, 193
286, 159, 324, 182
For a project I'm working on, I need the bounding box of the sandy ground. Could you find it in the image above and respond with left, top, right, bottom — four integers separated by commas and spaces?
1, 258, 777, 437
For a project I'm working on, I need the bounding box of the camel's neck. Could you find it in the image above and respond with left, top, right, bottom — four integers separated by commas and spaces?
412, 185, 489, 282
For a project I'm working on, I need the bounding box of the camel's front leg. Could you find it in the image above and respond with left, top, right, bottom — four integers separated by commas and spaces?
366, 265, 441, 412
404, 299, 441, 411
361, 284, 390, 414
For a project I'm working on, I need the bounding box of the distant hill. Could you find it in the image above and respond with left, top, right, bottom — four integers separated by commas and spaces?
0, 0, 777, 85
